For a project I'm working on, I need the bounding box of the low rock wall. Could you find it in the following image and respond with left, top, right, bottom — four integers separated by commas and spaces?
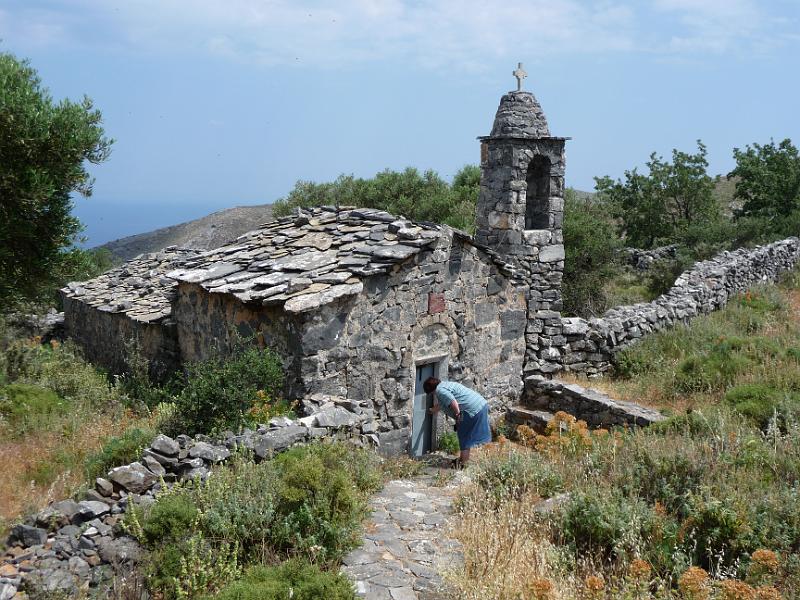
522, 375, 664, 428
559, 237, 800, 376
0, 395, 377, 599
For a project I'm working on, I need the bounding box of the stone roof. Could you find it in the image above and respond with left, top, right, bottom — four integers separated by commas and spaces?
166, 207, 442, 314
489, 91, 550, 138
61, 247, 201, 323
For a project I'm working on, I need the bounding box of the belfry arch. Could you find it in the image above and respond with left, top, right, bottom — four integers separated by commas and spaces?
525, 155, 551, 230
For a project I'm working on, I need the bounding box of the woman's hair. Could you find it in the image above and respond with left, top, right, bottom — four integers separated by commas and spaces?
423, 377, 440, 394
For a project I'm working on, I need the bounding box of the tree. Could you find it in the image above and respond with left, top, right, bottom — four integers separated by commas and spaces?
730, 138, 800, 221
595, 141, 718, 249
272, 165, 480, 232
561, 189, 622, 316
0, 52, 112, 307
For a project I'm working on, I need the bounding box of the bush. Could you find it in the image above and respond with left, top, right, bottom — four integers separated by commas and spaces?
471, 447, 563, 504
561, 189, 622, 317
0, 383, 65, 436
83, 427, 155, 480
272, 165, 479, 233
269, 444, 379, 563
169, 345, 285, 436
438, 431, 459, 454
724, 384, 783, 429
675, 353, 752, 393
560, 491, 668, 565
681, 491, 752, 570
206, 560, 355, 600
140, 493, 198, 546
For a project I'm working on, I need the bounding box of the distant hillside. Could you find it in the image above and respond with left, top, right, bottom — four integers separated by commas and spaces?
97, 204, 274, 263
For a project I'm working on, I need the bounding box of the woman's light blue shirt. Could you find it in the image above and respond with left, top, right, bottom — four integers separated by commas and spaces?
435, 381, 488, 419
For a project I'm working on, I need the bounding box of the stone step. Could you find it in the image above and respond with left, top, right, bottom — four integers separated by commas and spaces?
506, 406, 555, 433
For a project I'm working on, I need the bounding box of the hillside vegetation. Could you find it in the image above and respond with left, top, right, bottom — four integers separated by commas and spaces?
451, 269, 800, 599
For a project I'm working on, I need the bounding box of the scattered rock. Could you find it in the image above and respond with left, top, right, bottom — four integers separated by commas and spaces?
9, 525, 47, 548
108, 463, 157, 494
189, 441, 230, 463
150, 434, 180, 457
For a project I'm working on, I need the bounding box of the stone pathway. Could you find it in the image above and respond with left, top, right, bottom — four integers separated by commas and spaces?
341, 469, 464, 600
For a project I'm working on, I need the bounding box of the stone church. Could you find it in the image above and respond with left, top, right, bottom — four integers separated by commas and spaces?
62, 76, 567, 455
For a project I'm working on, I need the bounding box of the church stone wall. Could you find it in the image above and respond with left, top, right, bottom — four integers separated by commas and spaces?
61, 296, 181, 381
172, 282, 304, 393
292, 231, 527, 452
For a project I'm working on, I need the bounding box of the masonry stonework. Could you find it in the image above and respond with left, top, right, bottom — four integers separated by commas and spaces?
475, 90, 568, 377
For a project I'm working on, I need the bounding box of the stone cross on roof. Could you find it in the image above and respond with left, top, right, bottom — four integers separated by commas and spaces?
513, 62, 527, 91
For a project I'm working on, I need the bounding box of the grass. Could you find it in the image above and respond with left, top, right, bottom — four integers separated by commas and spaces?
0, 332, 163, 535
449, 269, 800, 599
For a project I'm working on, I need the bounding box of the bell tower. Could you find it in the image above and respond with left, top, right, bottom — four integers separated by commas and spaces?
476, 65, 569, 374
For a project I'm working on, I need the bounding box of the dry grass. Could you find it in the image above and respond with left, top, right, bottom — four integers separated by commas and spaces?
0, 409, 153, 526
446, 487, 581, 600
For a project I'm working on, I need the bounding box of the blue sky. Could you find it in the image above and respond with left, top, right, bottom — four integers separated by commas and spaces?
2, 0, 799, 246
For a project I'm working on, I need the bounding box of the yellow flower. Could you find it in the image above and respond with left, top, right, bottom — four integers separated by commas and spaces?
528, 577, 555, 600
516, 424, 536, 447
629, 558, 651, 581
679, 567, 710, 600
750, 549, 780, 574
718, 579, 755, 600
754, 586, 782, 600
584, 574, 605, 596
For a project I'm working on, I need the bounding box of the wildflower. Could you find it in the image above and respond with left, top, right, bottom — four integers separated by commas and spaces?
584, 574, 605, 597
754, 586, 782, 600
528, 577, 555, 600
750, 549, 779, 574
516, 424, 536, 447
629, 558, 651, 581
679, 567, 710, 600
718, 579, 755, 600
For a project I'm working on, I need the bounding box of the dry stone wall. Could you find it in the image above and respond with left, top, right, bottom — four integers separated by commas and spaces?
517, 375, 665, 428
0, 396, 375, 599
557, 237, 800, 376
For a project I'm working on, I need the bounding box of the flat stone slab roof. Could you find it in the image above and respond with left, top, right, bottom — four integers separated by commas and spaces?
61, 247, 201, 323
166, 207, 442, 314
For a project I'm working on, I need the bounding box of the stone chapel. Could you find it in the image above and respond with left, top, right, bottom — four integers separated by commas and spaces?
61, 76, 567, 455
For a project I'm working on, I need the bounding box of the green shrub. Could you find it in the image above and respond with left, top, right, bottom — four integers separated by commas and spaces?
674, 353, 752, 392
0, 383, 66, 435
83, 427, 155, 480
561, 189, 623, 317
206, 560, 355, 600
438, 431, 459, 454
144, 541, 187, 595
649, 411, 714, 437
629, 451, 707, 518
269, 444, 374, 563
681, 491, 752, 570
140, 493, 198, 546
169, 345, 285, 436
725, 384, 783, 428
193, 455, 277, 552
560, 491, 670, 566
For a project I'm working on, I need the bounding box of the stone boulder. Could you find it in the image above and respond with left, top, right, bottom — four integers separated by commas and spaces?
107, 462, 157, 494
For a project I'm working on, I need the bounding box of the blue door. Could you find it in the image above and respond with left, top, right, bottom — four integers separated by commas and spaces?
412, 363, 436, 457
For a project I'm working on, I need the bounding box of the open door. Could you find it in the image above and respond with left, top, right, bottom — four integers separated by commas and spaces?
411, 363, 436, 457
